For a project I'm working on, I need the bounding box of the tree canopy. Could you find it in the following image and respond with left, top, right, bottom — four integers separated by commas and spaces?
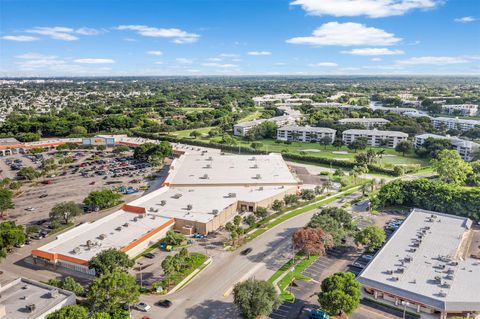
0, 188, 14, 218
46, 305, 89, 319
233, 278, 280, 319
318, 272, 361, 315
292, 227, 333, 256
133, 141, 172, 163
0, 221, 26, 259
354, 225, 386, 252
89, 248, 134, 276
83, 189, 122, 210
431, 149, 472, 185
49, 201, 83, 225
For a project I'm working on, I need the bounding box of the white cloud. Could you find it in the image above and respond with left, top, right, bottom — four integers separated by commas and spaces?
1, 35, 38, 42
202, 62, 238, 68
309, 62, 338, 67
290, 0, 440, 18
116, 25, 199, 43
371, 57, 382, 62
275, 62, 286, 66
207, 57, 222, 62
286, 22, 401, 46
395, 56, 471, 65
24, 26, 99, 41
154, 61, 164, 65
14, 53, 66, 70
187, 69, 200, 73
74, 58, 115, 64
454, 16, 476, 23
147, 51, 163, 56
248, 51, 272, 56
75, 27, 99, 35
219, 53, 240, 58
341, 48, 404, 55
16, 53, 57, 60
176, 58, 194, 64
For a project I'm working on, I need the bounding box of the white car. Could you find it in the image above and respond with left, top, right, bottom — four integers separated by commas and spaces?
25, 207, 36, 212
135, 302, 151, 312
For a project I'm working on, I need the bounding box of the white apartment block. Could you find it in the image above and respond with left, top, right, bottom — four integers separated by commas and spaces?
431, 117, 480, 132
342, 129, 408, 148
414, 133, 479, 161
441, 104, 478, 116
233, 115, 298, 136
277, 125, 336, 143
338, 118, 390, 129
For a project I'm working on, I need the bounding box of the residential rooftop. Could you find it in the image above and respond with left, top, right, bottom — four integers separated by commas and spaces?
343, 129, 408, 137
0, 277, 76, 319
278, 125, 336, 133
416, 133, 480, 148
358, 209, 480, 312
338, 118, 390, 123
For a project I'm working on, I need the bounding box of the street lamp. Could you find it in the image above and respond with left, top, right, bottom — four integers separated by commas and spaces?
401, 300, 410, 319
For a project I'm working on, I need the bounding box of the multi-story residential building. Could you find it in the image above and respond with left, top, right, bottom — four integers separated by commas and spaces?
338, 118, 390, 129
441, 104, 478, 116
233, 115, 299, 136
414, 133, 479, 161
431, 117, 480, 132
342, 129, 408, 148
277, 125, 336, 143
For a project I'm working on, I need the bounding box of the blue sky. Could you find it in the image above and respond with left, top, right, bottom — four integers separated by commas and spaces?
1, 0, 479, 76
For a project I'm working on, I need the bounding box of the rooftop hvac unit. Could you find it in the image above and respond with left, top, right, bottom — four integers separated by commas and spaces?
123, 223, 129, 227
49, 289, 58, 298
204, 164, 212, 169
186, 204, 192, 210
442, 282, 451, 288
73, 247, 80, 254
438, 291, 447, 297
395, 268, 404, 274
86, 240, 93, 247
115, 227, 122, 231
139, 213, 144, 218
251, 164, 258, 169
212, 209, 219, 215
133, 217, 138, 222
98, 234, 107, 240
206, 156, 213, 161
227, 192, 237, 198
172, 193, 183, 199
200, 174, 209, 179
249, 156, 256, 161
160, 200, 166, 206
26, 304, 36, 313
255, 174, 262, 179
259, 186, 264, 191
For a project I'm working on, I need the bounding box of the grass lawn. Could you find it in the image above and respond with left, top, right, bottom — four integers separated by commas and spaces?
168, 126, 216, 138
237, 110, 263, 123
160, 252, 206, 291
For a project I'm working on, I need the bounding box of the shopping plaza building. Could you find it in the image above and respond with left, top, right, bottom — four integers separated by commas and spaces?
32, 150, 300, 275
358, 209, 480, 319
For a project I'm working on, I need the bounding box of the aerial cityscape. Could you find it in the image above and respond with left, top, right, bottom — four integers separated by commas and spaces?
0, 1, 479, 319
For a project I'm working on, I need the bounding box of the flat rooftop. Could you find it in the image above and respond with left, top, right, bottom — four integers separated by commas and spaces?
338, 118, 390, 123
0, 277, 75, 319
132, 185, 295, 224
343, 129, 408, 137
36, 210, 173, 262
358, 209, 480, 312
0, 137, 20, 146
165, 153, 298, 186
278, 125, 336, 133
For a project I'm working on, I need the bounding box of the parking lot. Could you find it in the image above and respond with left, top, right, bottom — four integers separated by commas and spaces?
1, 149, 160, 227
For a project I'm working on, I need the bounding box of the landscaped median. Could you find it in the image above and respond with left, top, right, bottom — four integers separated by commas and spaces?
268, 253, 319, 302
167, 255, 212, 294
245, 186, 361, 242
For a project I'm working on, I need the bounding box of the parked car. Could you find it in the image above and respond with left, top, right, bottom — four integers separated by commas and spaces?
310, 309, 330, 319
361, 255, 374, 261
144, 253, 155, 259
156, 300, 172, 308
241, 248, 252, 255
135, 302, 151, 312
25, 207, 36, 212
39, 194, 48, 198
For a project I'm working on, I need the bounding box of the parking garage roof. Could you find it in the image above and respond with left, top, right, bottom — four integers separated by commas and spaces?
357, 209, 480, 312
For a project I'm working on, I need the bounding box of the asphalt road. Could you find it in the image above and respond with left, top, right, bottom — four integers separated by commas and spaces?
133, 189, 363, 319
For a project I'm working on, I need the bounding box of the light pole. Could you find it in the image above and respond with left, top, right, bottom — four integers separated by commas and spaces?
401, 300, 410, 319
138, 262, 143, 289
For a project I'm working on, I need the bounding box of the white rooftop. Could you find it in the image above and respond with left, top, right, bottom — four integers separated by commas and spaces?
133, 185, 295, 224
433, 117, 480, 125
343, 129, 408, 137
358, 209, 480, 312
36, 210, 173, 262
165, 153, 298, 186
0, 277, 75, 319
339, 118, 390, 123
278, 125, 336, 133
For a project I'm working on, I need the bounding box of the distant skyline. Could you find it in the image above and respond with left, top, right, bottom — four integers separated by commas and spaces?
1, 0, 479, 77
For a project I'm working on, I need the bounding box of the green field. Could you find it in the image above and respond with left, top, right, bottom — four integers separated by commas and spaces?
206, 138, 429, 167
179, 107, 214, 113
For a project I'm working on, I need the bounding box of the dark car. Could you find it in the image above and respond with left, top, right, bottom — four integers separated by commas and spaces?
144, 252, 155, 259
39, 194, 48, 198
241, 248, 252, 255
156, 300, 172, 308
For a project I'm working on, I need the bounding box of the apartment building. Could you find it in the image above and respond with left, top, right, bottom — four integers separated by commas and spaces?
342, 129, 408, 148
414, 133, 479, 161
338, 118, 390, 129
441, 104, 478, 116
277, 125, 336, 143
431, 117, 480, 132
233, 115, 299, 136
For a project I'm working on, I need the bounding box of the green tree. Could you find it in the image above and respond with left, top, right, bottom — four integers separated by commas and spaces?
18, 166, 42, 181
0, 188, 14, 218
87, 270, 140, 314
46, 305, 89, 319
320, 207, 353, 230
347, 137, 368, 153
89, 248, 134, 276
233, 215, 242, 226
83, 189, 122, 210
91, 313, 112, 319
133, 141, 172, 163
244, 214, 257, 227
354, 225, 386, 252
233, 278, 280, 319
318, 272, 361, 315
250, 141, 263, 150
62, 276, 85, 296
71, 125, 88, 136
431, 149, 472, 185
284, 194, 298, 205
308, 214, 346, 246
300, 189, 315, 201
163, 230, 186, 246
0, 221, 26, 259
113, 145, 130, 154
395, 140, 413, 156
319, 136, 332, 149
271, 199, 283, 211
254, 207, 268, 219
49, 201, 83, 225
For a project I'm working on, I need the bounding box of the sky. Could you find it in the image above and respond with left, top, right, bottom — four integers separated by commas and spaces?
1, 0, 479, 77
